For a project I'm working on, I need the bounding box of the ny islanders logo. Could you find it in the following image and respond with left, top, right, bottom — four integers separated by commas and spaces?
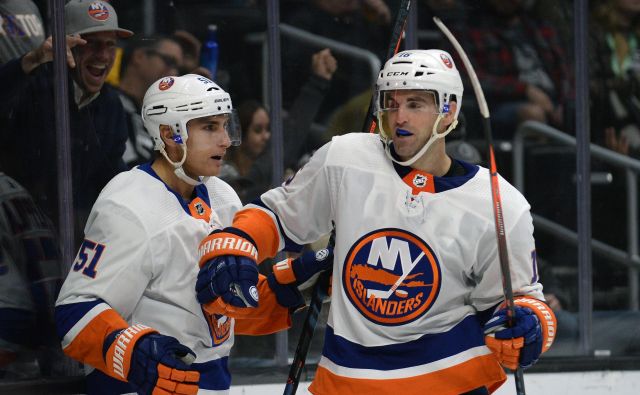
343, 229, 441, 325
87, 2, 110, 21
440, 53, 453, 68
158, 77, 174, 91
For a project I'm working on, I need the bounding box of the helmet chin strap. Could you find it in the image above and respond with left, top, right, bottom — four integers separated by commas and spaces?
384, 114, 458, 167
160, 144, 208, 186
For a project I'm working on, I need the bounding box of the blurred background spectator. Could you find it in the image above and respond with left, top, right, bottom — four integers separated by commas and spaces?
172, 29, 213, 78
220, 47, 337, 203
590, 0, 640, 158
447, 0, 572, 141
0, 0, 132, 247
0, 173, 64, 379
281, 0, 390, 123
0, 0, 45, 64
116, 35, 183, 167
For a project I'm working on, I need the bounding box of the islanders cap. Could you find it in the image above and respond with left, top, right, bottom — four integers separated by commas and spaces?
65, 0, 133, 38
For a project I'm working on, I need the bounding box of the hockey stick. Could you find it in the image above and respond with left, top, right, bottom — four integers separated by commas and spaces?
432, 17, 526, 395
362, 0, 412, 134
283, 260, 332, 395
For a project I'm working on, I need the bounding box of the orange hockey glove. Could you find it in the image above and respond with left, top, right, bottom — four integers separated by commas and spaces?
484, 297, 557, 370
196, 229, 260, 317
103, 325, 200, 394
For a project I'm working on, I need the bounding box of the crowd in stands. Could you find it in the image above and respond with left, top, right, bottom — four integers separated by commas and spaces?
1, 0, 640, 382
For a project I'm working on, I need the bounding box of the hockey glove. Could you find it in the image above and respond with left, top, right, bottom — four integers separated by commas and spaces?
103, 325, 199, 395
196, 229, 260, 316
267, 248, 334, 309
484, 297, 557, 370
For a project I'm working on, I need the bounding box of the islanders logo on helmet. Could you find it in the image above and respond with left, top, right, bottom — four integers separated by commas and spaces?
158, 77, 174, 91
88, 2, 110, 21
440, 53, 453, 69
342, 228, 441, 326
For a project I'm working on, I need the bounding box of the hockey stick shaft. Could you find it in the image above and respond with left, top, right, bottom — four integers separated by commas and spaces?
362, 0, 412, 134
432, 16, 526, 395
283, 267, 331, 395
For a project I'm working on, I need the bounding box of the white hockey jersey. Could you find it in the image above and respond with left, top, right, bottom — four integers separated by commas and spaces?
234, 133, 543, 395
55, 164, 291, 395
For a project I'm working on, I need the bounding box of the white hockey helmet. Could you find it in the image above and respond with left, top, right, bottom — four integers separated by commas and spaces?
142, 74, 240, 148
375, 49, 464, 166
141, 74, 240, 185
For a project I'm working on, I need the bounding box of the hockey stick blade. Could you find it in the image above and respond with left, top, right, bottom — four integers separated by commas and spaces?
432, 16, 526, 395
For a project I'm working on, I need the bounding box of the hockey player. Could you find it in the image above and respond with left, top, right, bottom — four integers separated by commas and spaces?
55, 74, 332, 395
195, 50, 557, 395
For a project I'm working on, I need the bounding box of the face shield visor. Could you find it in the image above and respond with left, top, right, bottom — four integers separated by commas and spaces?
186, 110, 241, 146
227, 109, 241, 146
375, 89, 440, 141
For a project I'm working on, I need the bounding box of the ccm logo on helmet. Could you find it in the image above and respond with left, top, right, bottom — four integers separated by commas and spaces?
343, 228, 441, 326
386, 71, 409, 76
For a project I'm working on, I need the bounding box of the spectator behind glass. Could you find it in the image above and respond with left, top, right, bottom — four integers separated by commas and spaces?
281, 0, 389, 122
0, 173, 65, 379
450, 0, 572, 140
117, 35, 183, 167
220, 100, 271, 203
220, 48, 337, 203
172, 29, 213, 79
590, 0, 640, 157
0, 0, 45, 64
0, 0, 133, 247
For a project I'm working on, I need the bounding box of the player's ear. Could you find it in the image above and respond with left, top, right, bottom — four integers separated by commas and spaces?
443, 101, 458, 127
159, 125, 177, 147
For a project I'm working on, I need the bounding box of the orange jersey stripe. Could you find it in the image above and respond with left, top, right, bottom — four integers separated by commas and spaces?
233, 208, 280, 263
309, 353, 506, 395
234, 274, 292, 335
62, 308, 128, 373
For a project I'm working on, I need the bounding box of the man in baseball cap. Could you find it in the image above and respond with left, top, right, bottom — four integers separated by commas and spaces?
65, 0, 133, 38
18, 0, 133, 100
0, 0, 134, 250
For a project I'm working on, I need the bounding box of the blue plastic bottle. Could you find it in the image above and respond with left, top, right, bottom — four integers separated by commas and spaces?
201, 24, 219, 79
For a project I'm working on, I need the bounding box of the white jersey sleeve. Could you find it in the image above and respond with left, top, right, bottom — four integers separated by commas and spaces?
258, 140, 338, 245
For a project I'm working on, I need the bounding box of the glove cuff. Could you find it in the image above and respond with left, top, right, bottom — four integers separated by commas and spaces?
514, 297, 557, 353
272, 258, 296, 284
267, 273, 305, 310
104, 325, 157, 381
198, 231, 258, 268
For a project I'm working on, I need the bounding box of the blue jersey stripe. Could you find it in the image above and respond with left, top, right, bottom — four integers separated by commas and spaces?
434, 160, 480, 192
138, 163, 211, 214
55, 299, 105, 340
392, 159, 480, 192
322, 314, 486, 371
